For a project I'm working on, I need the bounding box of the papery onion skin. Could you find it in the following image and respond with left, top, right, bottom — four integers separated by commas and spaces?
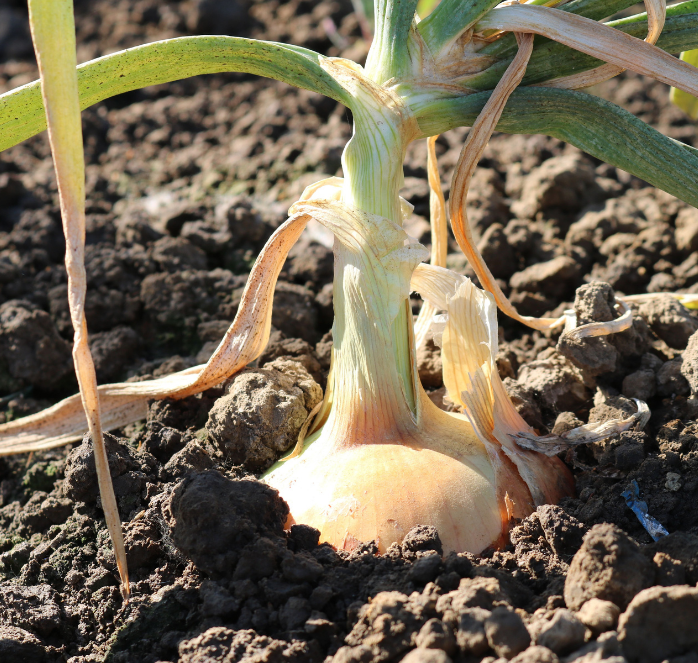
265, 389, 546, 555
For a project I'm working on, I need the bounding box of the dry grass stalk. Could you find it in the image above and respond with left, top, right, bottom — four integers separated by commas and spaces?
26, 0, 130, 598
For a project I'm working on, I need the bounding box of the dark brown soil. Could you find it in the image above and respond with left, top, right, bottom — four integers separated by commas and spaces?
0, 1, 698, 662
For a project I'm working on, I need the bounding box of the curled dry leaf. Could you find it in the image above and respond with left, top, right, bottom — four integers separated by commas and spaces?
563, 299, 633, 341
513, 400, 650, 456
542, 0, 667, 89
411, 263, 574, 509
414, 134, 448, 352
476, 5, 698, 97
448, 32, 566, 331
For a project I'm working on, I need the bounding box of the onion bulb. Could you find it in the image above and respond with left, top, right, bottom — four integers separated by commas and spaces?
264, 196, 574, 554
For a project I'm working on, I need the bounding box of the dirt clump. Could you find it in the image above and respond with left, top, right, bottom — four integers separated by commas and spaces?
618, 585, 698, 663
484, 606, 531, 658
164, 470, 289, 578
575, 598, 620, 636
639, 295, 698, 349
0, 300, 72, 392
564, 524, 654, 611
205, 359, 322, 472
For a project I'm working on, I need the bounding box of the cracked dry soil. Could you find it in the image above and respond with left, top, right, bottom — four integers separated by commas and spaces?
0, 0, 698, 662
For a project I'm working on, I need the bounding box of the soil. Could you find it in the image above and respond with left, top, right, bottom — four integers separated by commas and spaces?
0, 1, 698, 662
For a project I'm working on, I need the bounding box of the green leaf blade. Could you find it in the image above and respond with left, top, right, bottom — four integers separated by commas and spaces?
414, 87, 698, 209
417, 0, 502, 54
0, 36, 350, 154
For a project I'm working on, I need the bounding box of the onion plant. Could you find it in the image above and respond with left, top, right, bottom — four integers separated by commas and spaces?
1, 0, 698, 599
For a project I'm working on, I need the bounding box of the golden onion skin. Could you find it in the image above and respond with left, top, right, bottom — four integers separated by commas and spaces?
265, 389, 565, 554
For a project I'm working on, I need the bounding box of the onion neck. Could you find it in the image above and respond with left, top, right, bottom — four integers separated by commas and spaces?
323, 94, 422, 446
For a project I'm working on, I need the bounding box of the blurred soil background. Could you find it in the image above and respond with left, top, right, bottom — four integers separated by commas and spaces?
0, 0, 698, 662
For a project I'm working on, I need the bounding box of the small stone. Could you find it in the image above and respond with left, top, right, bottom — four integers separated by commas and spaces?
200, 581, 239, 618
535, 609, 586, 655
614, 442, 645, 471
63, 432, 141, 504
161, 439, 214, 481
511, 153, 600, 220
478, 223, 516, 279
657, 357, 690, 398
408, 553, 442, 584
304, 613, 339, 646
641, 352, 664, 372
653, 551, 686, 586
496, 345, 519, 380
287, 524, 320, 552
558, 283, 621, 377
89, 326, 142, 383
281, 551, 323, 584
310, 585, 333, 610
206, 363, 321, 472
573, 281, 617, 324
262, 357, 323, 409
588, 391, 636, 428
575, 598, 620, 636
332, 645, 374, 663
181, 219, 232, 254
665, 472, 682, 492
564, 630, 624, 663
447, 577, 508, 613
286, 239, 334, 289
510, 256, 581, 300
123, 509, 163, 569
485, 607, 531, 659
516, 352, 588, 412
64, 569, 82, 587
675, 207, 698, 252
0, 300, 72, 391
270, 281, 321, 344
345, 591, 426, 659
618, 585, 698, 663
503, 378, 544, 429
165, 470, 288, 578
536, 504, 587, 558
